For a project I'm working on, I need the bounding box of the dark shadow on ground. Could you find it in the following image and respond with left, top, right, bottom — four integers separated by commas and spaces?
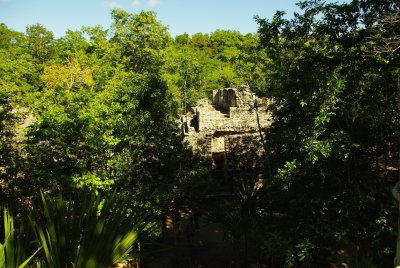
142, 216, 245, 268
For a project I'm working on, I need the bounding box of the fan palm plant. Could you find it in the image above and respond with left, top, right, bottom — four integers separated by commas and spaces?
206, 180, 263, 267
32, 192, 147, 268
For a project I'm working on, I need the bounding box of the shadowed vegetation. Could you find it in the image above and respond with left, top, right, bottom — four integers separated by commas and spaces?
0, 0, 399, 266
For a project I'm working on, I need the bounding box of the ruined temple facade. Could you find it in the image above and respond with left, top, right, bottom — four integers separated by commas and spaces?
182, 85, 272, 175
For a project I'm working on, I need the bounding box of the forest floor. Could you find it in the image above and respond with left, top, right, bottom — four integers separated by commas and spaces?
141, 214, 254, 268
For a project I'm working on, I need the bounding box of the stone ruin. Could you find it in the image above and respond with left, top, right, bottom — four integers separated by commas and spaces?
181, 85, 272, 180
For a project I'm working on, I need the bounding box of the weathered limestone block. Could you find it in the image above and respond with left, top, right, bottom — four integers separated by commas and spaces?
211, 136, 225, 153
184, 86, 272, 157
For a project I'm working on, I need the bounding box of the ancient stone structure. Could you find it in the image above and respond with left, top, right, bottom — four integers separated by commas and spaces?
182, 85, 272, 175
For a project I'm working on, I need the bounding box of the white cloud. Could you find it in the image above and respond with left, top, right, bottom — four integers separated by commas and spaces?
104, 0, 123, 8
131, 0, 141, 7
147, 0, 160, 7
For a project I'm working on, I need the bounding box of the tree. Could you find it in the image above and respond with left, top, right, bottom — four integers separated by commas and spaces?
255, 0, 399, 266
110, 9, 171, 73
163, 46, 204, 114
0, 24, 37, 206
25, 24, 54, 64
42, 58, 93, 92
0, 92, 17, 204
0, 24, 37, 103
207, 180, 264, 268
369, 7, 400, 267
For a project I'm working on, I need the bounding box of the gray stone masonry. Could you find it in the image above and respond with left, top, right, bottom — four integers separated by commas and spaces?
182, 85, 272, 157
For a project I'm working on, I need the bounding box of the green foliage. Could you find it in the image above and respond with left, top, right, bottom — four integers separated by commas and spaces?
295, 239, 314, 266
163, 46, 205, 113
32, 193, 143, 268
72, 173, 114, 193
0, 15, 210, 254
256, 0, 399, 266
163, 30, 264, 114
0, 91, 16, 179
1, 2, 398, 266
110, 9, 171, 73
0, 24, 37, 104
0, 208, 41, 268
25, 23, 54, 64
261, 231, 293, 267
207, 180, 264, 266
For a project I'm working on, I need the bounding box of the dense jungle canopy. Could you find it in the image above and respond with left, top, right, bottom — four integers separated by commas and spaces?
0, 0, 399, 267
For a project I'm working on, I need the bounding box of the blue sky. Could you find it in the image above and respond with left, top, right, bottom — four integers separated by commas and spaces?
0, 0, 337, 37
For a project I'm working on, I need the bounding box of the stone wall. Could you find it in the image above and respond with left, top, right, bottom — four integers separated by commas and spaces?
183, 85, 272, 157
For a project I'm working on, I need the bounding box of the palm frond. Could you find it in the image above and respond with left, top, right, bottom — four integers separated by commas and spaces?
0, 207, 41, 268
33, 192, 145, 268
